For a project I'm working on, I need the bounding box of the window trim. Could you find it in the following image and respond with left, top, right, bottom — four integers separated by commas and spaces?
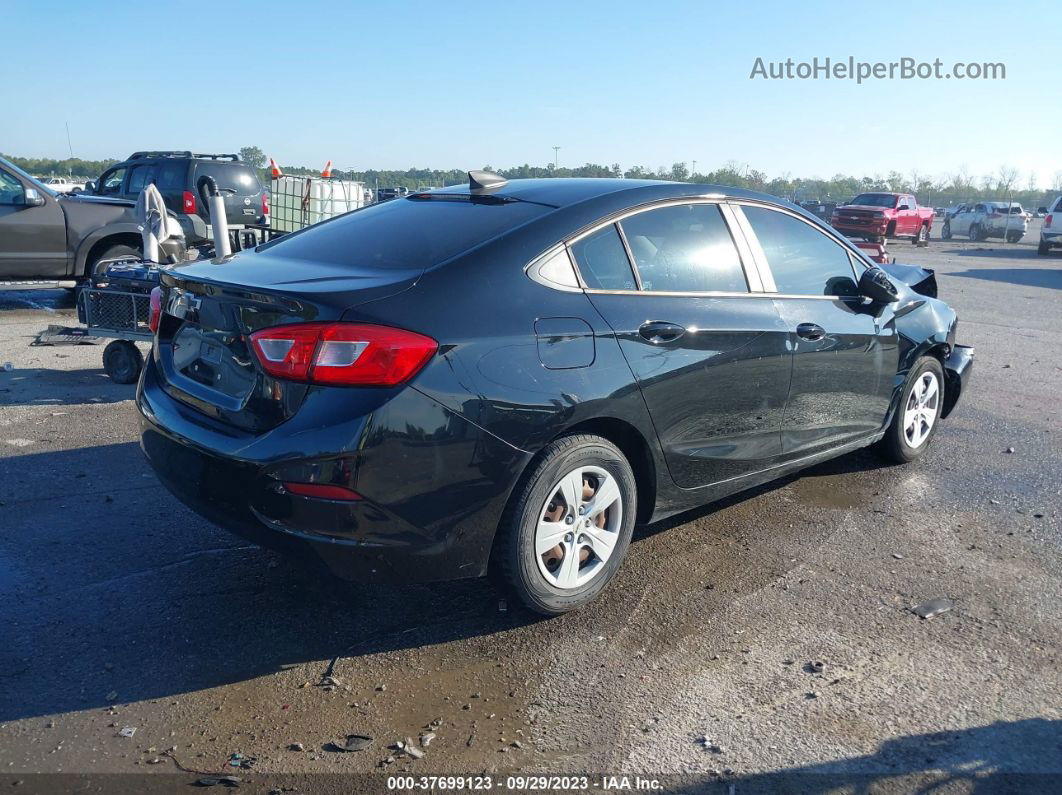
729, 201, 868, 300
539, 197, 763, 298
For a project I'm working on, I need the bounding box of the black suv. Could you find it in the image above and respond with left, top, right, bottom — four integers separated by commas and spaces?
89, 152, 267, 245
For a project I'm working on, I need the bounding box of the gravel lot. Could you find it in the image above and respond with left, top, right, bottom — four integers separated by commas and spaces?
1, 225, 1059, 793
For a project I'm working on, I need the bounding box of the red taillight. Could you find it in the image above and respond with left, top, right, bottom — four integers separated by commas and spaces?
1046, 214, 1054, 229
262, 191, 269, 216
283, 482, 362, 501
249, 322, 437, 386
148, 286, 162, 333
182, 190, 196, 214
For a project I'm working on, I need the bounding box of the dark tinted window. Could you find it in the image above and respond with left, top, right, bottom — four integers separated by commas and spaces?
259, 196, 550, 270
127, 164, 155, 195
850, 193, 897, 208
156, 162, 185, 192
742, 206, 858, 297
569, 225, 637, 290
194, 163, 260, 195
0, 170, 25, 205
99, 167, 126, 195
620, 204, 746, 293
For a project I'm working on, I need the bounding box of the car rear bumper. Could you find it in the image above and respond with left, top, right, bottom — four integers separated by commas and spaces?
1041, 230, 1062, 243
137, 357, 530, 583
941, 344, 974, 419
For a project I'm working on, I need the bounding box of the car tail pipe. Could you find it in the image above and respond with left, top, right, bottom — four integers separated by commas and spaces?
196, 175, 231, 259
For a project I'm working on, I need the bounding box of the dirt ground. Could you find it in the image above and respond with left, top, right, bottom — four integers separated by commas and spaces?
1, 223, 1059, 794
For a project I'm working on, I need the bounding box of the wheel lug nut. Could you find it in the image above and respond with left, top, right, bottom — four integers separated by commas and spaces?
565, 515, 574, 524
578, 505, 587, 515
564, 533, 573, 543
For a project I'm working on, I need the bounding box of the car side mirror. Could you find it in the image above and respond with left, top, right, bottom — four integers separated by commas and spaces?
859, 267, 899, 304
22, 188, 45, 208
84, 180, 97, 193
897, 204, 909, 211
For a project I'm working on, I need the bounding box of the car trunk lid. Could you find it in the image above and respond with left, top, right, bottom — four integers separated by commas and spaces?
194, 162, 265, 227
154, 251, 421, 432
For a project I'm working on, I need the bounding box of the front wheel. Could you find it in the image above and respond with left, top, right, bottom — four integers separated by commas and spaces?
968, 223, 983, 242
496, 434, 637, 615
879, 357, 945, 464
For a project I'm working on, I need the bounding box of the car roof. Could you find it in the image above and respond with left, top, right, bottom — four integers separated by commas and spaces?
430, 177, 792, 210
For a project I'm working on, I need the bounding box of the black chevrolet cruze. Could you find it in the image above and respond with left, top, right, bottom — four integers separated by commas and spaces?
138, 174, 973, 614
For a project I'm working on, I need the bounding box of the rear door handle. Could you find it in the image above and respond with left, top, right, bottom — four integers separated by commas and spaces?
638, 321, 686, 344
796, 322, 826, 341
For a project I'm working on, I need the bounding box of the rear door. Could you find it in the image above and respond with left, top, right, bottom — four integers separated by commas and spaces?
571, 201, 792, 489
735, 204, 897, 455
193, 161, 264, 227
122, 162, 157, 199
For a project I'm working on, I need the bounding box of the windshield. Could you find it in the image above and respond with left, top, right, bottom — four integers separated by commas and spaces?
0, 156, 56, 197
849, 193, 897, 208
258, 195, 551, 269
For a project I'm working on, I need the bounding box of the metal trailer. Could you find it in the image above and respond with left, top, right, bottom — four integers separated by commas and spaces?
75, 259, 158, 383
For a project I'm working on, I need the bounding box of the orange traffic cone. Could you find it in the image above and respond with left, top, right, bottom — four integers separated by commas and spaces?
321, 160, 333, 178
268, 157, 282, 179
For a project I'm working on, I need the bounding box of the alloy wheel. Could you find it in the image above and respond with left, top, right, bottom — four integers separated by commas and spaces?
535, 466, 622, 589
903, 371, 940, 448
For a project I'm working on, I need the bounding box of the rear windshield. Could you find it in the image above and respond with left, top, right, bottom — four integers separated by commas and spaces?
849, 194, 897, 208
194, 162, 261, 195
258, 196, 550, 269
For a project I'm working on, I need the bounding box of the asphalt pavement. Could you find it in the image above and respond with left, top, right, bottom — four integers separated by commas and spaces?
0, 225, 1059, 793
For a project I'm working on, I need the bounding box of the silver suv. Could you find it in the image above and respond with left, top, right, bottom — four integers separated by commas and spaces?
1038, 196, 1062, 255
942, 201, 1028, 243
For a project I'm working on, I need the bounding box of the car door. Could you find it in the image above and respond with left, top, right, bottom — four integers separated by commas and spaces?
951, 205, 971, 235
734, 204, 898, 455
569, 201, 793, 488
901, 195, 918, 235
0, 166, 68, 278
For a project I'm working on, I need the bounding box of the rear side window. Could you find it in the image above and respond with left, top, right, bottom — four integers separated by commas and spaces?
742, 206, 859, 297
569, 225, 637, 290
259, 196, 550, 270
194, 163, 260, 195
156, 162, 186, 192
620, 204, 747, 293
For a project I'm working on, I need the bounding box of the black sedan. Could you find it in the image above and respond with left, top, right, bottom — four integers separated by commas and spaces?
137, 174, 973, 615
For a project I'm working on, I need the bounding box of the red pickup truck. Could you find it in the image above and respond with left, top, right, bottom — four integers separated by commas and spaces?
830, 192, 933, 244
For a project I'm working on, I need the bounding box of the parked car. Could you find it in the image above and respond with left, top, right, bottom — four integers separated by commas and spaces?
830, 192, 934, 244
37, 176, 86, 193
1036, 206, 1049, 218
0, 155, 183, 282
942, 201, 1027, 242
1037, 196, 1062, 255
138, 175, 973, 615
86, 151, 267, 246
934, 207, 945, 218
376, 186, 411, 202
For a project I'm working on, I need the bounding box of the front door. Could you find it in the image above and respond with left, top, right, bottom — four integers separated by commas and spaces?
0, 167, 67, 278
737, 204, 897, 455
570, 202, 793, 488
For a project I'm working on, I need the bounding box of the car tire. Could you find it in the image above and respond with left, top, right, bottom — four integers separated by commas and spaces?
496, 434, 637, 616
1005, 232, 1023, 244
941, 222, 952, 240
913, 223, 929, 245
1038, 238, 1051, 255
102, 340, 144, 384
88, 243, 141, 279
879, 356, 945, 464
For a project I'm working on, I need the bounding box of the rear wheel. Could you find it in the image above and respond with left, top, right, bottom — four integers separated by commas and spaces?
968, 223, 982, 242
496, 434, 636, 615
913, 223, 929, 245
879, 357, 945, 464
102, 340, 144, 384
88, 243, 140, 280
1039, 238, 1051, 255
1006, 232, 1023, 244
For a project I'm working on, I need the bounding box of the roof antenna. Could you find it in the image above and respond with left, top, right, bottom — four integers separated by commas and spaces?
468, 170, 507, 193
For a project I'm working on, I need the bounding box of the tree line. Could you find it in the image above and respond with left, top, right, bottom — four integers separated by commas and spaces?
6, 148, 1061, 210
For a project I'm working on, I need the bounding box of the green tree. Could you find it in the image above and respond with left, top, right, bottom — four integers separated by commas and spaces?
239, 146, 266, 171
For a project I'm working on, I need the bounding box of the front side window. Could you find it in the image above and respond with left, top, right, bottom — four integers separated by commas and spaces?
99, 167, 126, 195
0, 170, 25, 205
569, 224, 637, 290
742, 206, 859, 297
619, 203, 747, 293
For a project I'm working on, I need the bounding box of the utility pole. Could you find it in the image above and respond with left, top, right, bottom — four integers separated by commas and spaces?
692, 160, 697, 177
64, 122, 74, 175
552, 146, 561, 171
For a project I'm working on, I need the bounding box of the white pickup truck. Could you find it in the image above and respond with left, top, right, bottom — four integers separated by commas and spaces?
36, 176, 87, 193
1038, 196, 1062, 255
941, 201, 1028, 243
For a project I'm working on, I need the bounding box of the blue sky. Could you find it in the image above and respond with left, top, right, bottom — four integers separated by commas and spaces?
6, 0, 1060, 185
